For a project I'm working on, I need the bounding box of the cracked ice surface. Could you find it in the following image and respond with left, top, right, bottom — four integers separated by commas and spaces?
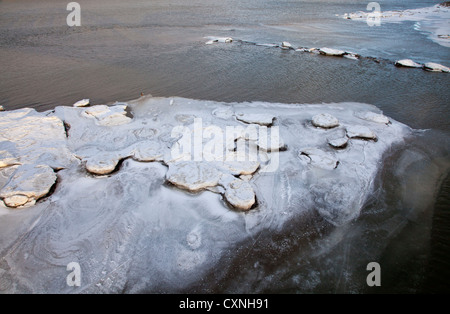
0, 97, 411, 293
0, 108, 77, 169
82, 104, 131, 126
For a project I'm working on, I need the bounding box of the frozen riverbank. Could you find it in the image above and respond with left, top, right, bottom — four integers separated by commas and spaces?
0, 96, 417, 293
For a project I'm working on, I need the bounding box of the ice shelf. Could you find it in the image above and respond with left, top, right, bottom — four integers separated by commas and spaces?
0, 97, 412, 293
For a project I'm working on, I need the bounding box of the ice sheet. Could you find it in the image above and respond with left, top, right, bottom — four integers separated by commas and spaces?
0, 97, 412, 293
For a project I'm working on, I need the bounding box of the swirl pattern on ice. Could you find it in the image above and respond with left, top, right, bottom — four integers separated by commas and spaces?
0, 96, 411, 293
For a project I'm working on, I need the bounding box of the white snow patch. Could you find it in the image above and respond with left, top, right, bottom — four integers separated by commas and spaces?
212, 108, 234, 120
221, 174, 256, 210
84, 153, 120, 175
235, 113, 275, 126
166, 161, 222, 192
395, 59, 422, 68
0, 164, 56, 207
328, 137, 348, 149
72, 99, 90, 107
346, 125, 377, 140
299, 148, 339, 170
423, 62, 450, 72
312, 113, 340, 128
205, 36, 233, 44
0, 108, 77, 169
281, 41, 293, 49
82, 105, 131, 126
344, 53, 359, 60
356, 111, 390, 124
319, 48, 346, 56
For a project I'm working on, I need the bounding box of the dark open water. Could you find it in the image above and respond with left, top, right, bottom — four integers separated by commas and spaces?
0, 0, 449, 293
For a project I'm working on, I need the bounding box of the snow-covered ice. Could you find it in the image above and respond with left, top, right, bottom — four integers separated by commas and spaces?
328, 137, 348, 149
205, 36, 233, 45
356, 111, 390, 124
204, 35, 447, 74
0, 97, 412, 293
343, 53, 360, 60
423, 62, 450, 72
312, 113, 339, 128
299, 148, 339, 170
84, 153, 121, 175
0, 108, 77, 169
82, 104, 131, 126
72, 99, 90, 107
346, 125, 377, 140
166, 161, 221, 192
235, 112, 275, 126
319, 48, 346, 56
395, 59, 422, 68
281, 41, 293, 49
221, 174, 255, 210
0, 164, 56, 207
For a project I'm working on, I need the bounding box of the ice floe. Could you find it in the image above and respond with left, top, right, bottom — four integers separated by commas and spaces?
319, 48, 346, 56
205, 36, 233, 45
84, 153, 121, 175
312, 113, 339, 128
166, 161, 221, 192
82, 104, 131, 126
72, 99, 90, 107
0, 108, 77, 169
0, 97, 413, 293
343, 53, 360, 60
281, 41, 293, 50
328, 137, 348, 149
204, 35, 448, 73
165, 160, 258, 210
221, 174, 255, 210
395, 59, 422, 68
423, 62, 450, 73
356, 111, 390, 124
0, 164, 56, 207
130, 141, 163, 162
79, 141, 163, 175
346, 125, 377, 140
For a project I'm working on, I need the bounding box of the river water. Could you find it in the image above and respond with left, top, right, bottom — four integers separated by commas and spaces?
0, 0, 449, 293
